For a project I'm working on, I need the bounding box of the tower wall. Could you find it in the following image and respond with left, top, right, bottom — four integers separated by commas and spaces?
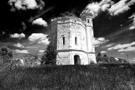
80, 9, 96, 63
51, 17, 90, 65
86, 25, 96, 63
56, 18, 87, 51
56, 51, 88, 65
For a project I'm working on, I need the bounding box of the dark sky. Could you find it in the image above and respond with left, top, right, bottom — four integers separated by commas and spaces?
0, 0, 135, 63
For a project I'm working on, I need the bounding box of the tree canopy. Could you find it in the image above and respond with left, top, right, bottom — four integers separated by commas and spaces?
0, 46, 13, 64
96, 52, 128, 64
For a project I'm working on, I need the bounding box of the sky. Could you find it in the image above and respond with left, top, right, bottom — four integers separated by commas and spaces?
0, 0, 135, 63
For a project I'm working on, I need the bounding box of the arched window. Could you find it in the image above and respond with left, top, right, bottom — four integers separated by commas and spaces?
87, 19, 89, 23
75, 37, 77, 45
62, 37, 65, 45
74, 55, 81, 65
86, 18, 91, 23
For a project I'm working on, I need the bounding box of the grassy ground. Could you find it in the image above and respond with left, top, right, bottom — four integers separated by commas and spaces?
0, 64, 135, 90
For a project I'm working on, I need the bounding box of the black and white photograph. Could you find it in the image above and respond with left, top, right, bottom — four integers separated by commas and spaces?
0, 0, 135, 89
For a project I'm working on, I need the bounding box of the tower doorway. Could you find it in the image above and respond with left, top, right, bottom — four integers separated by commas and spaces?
74, 55, 81, 65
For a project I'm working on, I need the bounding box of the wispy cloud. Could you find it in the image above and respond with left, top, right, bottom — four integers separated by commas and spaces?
108, 0, 135, 16
28, 33, 49, 45
101, 50, 107, 54
93, 37, 109, 47
86, 0, 113, 17
8, 0, 45, 11
102, 43, 114, 48
39, 50, 45, 53
129, 26, 135, 30
129, 13, 135, 30
118, 46, 135, 52
108, 42, 135, 51
32, 18, 48, 27
86, 0, 135, 17
14, 49, 29, 54
14, 43, 24, 48
10, 33, 25, 39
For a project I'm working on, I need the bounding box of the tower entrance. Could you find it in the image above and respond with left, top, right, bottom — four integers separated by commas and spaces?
74, 55, 81, 65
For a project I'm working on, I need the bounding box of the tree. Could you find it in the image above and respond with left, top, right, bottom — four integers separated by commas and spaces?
109, 57, 117, 63
0, 46, 13, 64
41, 44, 56, 65
96, 52, 103, 63
117, 58, 128, 64
102, 54, 109, 63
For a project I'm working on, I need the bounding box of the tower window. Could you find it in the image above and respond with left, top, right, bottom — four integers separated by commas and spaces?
63, 37, 65, 45
75, 37, 77, 45
87, 19, 90, 23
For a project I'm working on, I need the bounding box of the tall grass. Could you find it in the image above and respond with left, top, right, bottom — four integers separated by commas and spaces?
0, 64, 135, 90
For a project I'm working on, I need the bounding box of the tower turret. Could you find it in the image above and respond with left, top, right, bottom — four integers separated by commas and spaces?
80, 9, 96, 63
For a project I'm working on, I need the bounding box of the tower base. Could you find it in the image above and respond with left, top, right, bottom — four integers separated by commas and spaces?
56, 51, 96, 65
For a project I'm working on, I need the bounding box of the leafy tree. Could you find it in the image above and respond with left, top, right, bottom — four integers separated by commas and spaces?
41, 44, 56, 65
102, 54, 109, 63
109, 57, 117, 63
0, 46, 13, 64
117, 58, 128, 64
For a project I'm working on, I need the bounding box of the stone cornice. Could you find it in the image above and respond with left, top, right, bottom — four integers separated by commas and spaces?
57, 49, 95, 54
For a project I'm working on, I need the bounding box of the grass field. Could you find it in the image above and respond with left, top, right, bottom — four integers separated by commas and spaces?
0, 64, 135, 90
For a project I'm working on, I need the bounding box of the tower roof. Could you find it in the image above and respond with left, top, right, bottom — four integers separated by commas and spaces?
80, 8, 96, 18
51, 15, 82, 22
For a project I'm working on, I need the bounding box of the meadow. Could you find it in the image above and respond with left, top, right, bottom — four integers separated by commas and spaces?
0, 64, 135, 90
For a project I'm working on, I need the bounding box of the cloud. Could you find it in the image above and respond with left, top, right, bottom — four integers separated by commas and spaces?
8, 0, 45, 11
129, 26, 135, 30
118, 46, 135, 52
28, 33, 49, 45
102, 43, 114, 48
108, 0, 127, 15
86, 2, 100, 14
14, 43, 24, 48
14, 49, 29, 53
86, 0, 114, 17
100, 51, 107, 54
108, 0, 135, 16
93, 37, 109, 47
32, 18, 48, 27
108, 42, 135, 51
10, 33, 25, 39
129, 13, 135, 30
85, 0, 135, 17
39, 50, 45, 53
100, 0, 114, 10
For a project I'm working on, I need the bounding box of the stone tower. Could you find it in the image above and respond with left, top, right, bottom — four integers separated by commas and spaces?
50, 9, 96, 65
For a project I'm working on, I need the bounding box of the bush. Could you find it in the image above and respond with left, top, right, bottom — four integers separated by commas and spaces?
21, 54, 41, 67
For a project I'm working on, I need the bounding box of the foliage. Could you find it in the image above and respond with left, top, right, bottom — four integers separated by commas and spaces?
96, 52, 128, 64
109, 57, 117, 63
96, 52, 103, 63
102, 54, 109, 63
0, 46, 13, 64
60, 12, 76, 17
21, 54, 41, 67
41, 44, 56, 65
